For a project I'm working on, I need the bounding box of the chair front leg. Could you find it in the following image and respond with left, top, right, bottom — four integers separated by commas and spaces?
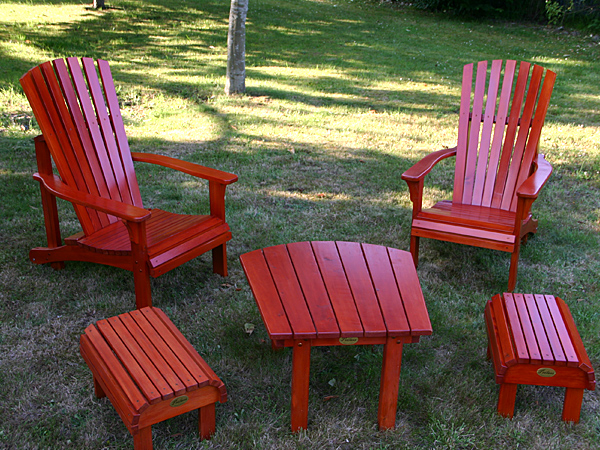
126, 220, 152, 309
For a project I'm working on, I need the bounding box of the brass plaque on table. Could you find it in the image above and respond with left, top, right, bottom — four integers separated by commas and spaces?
170, 395, 189, 407
537, 368, 557, 378
339, 337, 359, 345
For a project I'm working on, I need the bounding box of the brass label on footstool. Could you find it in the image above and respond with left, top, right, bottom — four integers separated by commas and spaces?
537, 368, 556, 377
339, 337, 359, 345
170, 396, 189, 407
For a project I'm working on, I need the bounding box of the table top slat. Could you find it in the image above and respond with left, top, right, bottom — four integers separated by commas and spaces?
513, 294, 542, 364
388, 248, 432, 335
240, 249, 294, 340
286, 242, 340, 338
336, 242, 387, 337
263, 245, 317, 339
312, 241, 364, 337
534, 294, 567, 366
524, 294, 555, 365
361, 244, 411, 336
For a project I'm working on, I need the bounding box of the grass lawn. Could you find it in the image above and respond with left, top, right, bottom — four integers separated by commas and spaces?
1, 0, 599, 448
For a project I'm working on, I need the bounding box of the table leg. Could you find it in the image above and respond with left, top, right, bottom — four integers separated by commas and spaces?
291, 340, 311, 432
378, 337, 403, 430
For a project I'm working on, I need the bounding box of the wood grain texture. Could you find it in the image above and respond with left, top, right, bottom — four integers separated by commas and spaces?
402, 60, 555, 291
80, 307, 224, 446
485, 293, 595, 422
21, 58, 237, 309
240, 241, 432, 432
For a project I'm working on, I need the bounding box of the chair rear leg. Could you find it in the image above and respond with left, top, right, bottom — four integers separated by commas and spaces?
212, 244, 227, 277
508, 245, 520, 292
410, 235, 420, 267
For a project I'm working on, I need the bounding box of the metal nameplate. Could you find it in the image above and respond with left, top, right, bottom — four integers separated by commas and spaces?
170, 395, 189, 407
339, 337, 359, 345
537, 368, 556, 378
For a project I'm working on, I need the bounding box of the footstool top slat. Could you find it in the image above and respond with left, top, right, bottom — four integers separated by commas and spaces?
514, 294, 543, 364
139, 308, 212, 389
546, 295, 581, 368
503, 294, 530, 363
524, 294, 555, 365
128, 309, 201, 392
535, 294, 567, 366
118, 312, 186, 398
83, 324, 149, 412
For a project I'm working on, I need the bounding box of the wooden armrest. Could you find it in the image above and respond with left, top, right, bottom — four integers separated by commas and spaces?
517, 154, 552, 199
401, 147, 457, 182
131, 152, 238, 185
33, 173, 151, 222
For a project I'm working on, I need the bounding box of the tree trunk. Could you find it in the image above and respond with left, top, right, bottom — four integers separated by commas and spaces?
225, 0, 248, 95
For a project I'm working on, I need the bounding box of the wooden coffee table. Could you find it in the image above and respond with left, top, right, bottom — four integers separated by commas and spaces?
240, 241, 432, 431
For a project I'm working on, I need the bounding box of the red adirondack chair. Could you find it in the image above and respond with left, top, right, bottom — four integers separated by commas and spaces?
402, 60, 555, 290
20, 58, 238, 309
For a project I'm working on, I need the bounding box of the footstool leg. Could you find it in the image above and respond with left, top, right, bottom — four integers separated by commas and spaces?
562, 388, 584, 423
291, 340, 311, 432
199, 403, 216, 439
93, 377, 106, 399
378, 337, 403, 430
497, 383, 517, 418
133, 426, 152, 450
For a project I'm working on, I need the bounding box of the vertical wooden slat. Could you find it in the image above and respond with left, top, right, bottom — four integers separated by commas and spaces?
50, 59, 107, 229
81, 57, 134, 206
54, 59, 113, 228
492, 61, 531, 209
66, 57, 123, 205
97, 59, 143, 207
500, 64, 543, 210
481, 60, 516, 207
452, 63, 473, 203
21, 66, 96, 234
509, 68, 556, 211
472, 59, 502, 206
461, 61, 488, 204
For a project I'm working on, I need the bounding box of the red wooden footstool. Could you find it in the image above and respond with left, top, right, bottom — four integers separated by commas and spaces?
485, 293, 595, 422
80, 307, 227, 449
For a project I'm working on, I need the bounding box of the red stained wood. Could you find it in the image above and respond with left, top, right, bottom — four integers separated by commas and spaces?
312, 241, 364, 337
239, 249, 293, 340
336, 241, 387, 337
286, 242, 339, 338
20, 58, 237, 309
403, 60, 555, 291
263, 245, 317, 340
485, 293, 595, 422
80, 307, 225, 448
240, 241, 432, 432
362, 244, 410, 336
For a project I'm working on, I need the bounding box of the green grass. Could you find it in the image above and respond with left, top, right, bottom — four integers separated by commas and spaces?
1, 0, 600, 448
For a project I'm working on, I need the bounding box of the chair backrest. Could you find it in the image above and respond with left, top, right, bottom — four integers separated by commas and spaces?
20, 58, 143, 236
453, 60, 556, 212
